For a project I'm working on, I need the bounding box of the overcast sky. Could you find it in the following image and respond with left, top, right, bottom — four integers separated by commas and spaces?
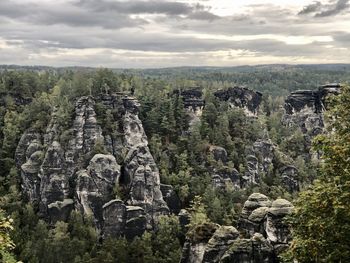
0, 0, 349, 68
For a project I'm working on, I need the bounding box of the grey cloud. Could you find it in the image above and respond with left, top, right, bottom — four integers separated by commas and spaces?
0, 0, 349, 67
299, 0, 349, 17
77, 0, 202, 15
0, 21, 336, 58
0, 0, 147, 29
186, 11, 220, 21
316, 0, 349, 17
332, 31, 350, 48
298, 1, 322, 15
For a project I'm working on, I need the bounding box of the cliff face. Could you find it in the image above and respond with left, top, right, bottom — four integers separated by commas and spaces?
283, 83, 341, 137
16, 94, 168, 238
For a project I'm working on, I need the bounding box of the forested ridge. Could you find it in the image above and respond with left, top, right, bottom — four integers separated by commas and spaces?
0, 65, 349, 262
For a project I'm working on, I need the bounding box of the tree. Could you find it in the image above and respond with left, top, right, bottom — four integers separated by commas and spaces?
0, 209, 16, 262
153, 215, 182, 263
284, 85, 350, 262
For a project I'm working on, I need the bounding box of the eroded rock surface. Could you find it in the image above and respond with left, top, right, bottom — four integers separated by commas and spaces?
214, 86, 262, 115
181, 193, 293, 263
15, 94, 169, 238
283, 83, 341, 136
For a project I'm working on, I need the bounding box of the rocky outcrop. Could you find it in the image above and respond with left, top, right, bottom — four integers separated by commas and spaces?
15, 94, 169, 238
16, 130, 43, 203
180, 223, 219, 263
242, 140, 299, 193
283, 83, 341, 136
208, 139, 298, 193
202, 226, 239, 263
122, 97, 169, 227
238, 194, 293, 252
265, 199, 294, 252
179, 89, 205, 110
175, 89, 205, 128
214, 87, 262, 115
220, 233, 276, 263
180, 193, 293, 263
75, 154, 120, 228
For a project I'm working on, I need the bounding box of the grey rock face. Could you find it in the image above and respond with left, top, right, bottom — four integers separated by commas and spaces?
265, 199, 293, 245
122, 97, 169, 227
180, 194, 292, 263
178, 89, 205, 109
241, 193, 271, 219
16, 94, 169, 238
220, 233, 276, 263
180, 223, 219, 263
242, 139, 299, 193
39, 141, 71, 220
16, 131, 43, 203
214, 86, 262, 115
243, 140, 274, 187
75, 154, 120, 227
283, 84, 341, 137
202, 226, 239, 263
280, 165, 299, 193
103, 199, 126, 238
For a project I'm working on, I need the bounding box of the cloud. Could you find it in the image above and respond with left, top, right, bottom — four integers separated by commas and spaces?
0, 0, 147, 29
298, 1, 322, 15
76, 0, 195, 15
299, 0, 350, 17
0, 0, 349, 67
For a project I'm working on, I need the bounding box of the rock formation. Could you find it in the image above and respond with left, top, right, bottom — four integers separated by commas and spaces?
209, 139, 299, 193
214, 86, 262, 116
283, 83, 341, 137
180, 193, 293, 263
15, 94, 169, 239
242, 139, 299, 193
175, 89, 205, 128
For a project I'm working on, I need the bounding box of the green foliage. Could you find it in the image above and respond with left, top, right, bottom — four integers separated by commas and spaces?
0, 209, 16, 262
284, 85, 350, 262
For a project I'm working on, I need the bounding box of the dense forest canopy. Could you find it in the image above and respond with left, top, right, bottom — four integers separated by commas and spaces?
0, 65, 349, 262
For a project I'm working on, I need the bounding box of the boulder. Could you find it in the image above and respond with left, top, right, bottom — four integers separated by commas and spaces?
241, 193, 271, 219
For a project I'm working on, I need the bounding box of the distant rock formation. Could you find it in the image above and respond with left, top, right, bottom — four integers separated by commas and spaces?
16, 94, 169, 239
175, 88, 205, 128
283, 83, 341, 136
214, 86, 262, 116
180, 193, 293, 263
209, 140, 299, 193
176, 86, 263, 129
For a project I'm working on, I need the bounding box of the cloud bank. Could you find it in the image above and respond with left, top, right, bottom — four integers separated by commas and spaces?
0, 0, 349, 67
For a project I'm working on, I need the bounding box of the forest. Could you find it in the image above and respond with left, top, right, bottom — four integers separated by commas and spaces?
0, 65, 350, 262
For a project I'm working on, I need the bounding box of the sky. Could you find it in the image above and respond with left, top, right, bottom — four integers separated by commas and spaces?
0, 0, 349, 68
